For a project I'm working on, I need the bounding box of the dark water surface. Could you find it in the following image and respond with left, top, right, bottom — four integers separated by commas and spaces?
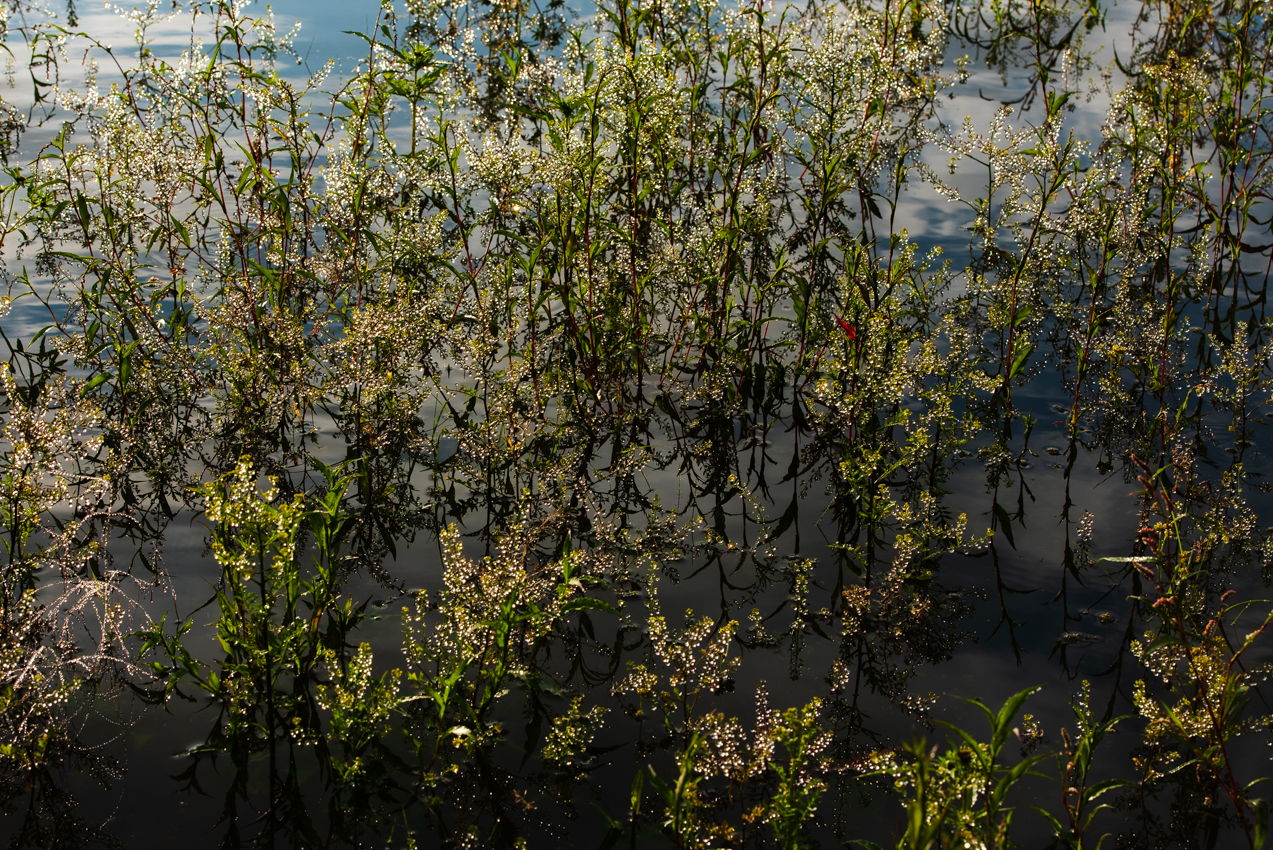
0, 0, 1271, 846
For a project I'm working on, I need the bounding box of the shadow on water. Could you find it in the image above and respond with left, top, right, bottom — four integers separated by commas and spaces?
0, 0, 1271, 845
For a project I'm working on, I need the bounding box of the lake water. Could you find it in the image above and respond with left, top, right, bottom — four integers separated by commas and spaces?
1, 0, 1270, 846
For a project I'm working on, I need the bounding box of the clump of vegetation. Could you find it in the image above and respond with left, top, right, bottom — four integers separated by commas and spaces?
0, 0, 1269, 844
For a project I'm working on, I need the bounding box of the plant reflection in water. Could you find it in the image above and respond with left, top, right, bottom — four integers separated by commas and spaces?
0, 0, 1271, 844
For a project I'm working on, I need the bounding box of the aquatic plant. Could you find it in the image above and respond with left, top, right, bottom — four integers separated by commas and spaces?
0, 0, 1267, 844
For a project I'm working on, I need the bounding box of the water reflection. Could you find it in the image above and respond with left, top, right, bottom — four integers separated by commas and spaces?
0, 0, 1271, 843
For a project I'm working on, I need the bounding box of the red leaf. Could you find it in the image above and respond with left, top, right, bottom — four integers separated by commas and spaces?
835, 315, 856, 341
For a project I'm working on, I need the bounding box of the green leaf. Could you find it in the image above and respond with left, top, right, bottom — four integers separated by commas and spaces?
629, 767, 644, 817
74, 191, 92, 230
992, 685, 1043, 753
932, 719, 991, 771
647, 765, 675, 806
561, 597, 619, 615
80, 373, 110, 395
1083, 777, 1133, 805
1028, 805, 1069, 839
1010, 342, 1035, 379
991, 753, 1048, 808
